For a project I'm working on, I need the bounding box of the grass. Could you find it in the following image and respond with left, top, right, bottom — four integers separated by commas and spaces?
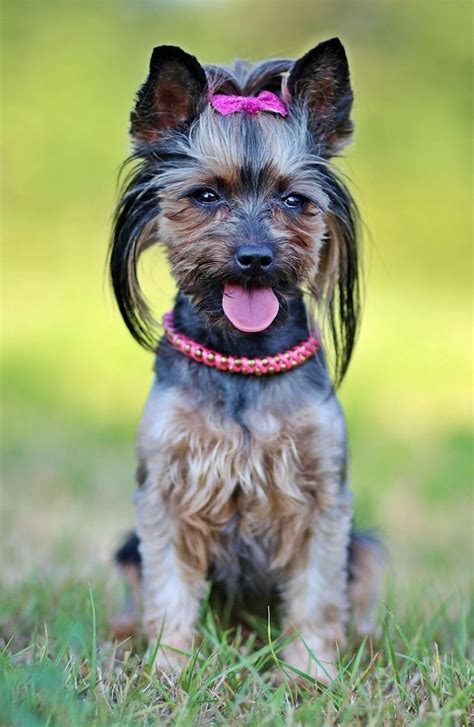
1, 577, 472, 725
0, 581, 472, 726
1, 415, 472, 725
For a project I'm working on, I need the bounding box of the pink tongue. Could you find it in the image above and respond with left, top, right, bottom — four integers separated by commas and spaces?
222, 284, 279, 332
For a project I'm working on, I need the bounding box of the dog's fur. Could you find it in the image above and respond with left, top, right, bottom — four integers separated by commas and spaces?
109, 40, 384, 681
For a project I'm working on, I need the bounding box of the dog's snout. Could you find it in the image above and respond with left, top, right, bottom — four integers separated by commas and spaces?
235, 244, 274, 274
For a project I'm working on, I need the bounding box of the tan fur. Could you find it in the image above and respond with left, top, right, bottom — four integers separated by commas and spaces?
134, 376, 353, 676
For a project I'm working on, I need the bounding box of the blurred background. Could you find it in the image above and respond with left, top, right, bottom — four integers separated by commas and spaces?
1, 0, 472, 612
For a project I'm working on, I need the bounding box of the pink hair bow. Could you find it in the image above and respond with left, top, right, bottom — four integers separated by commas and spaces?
210, 91, 288, 117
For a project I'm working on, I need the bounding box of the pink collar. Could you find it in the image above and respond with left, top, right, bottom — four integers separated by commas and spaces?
163, 311, 319, 376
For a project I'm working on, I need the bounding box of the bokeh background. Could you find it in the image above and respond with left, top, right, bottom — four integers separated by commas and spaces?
1, 0, 472, 615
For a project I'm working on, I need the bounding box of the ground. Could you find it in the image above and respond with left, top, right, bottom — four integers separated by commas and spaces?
1, 403, 471, 725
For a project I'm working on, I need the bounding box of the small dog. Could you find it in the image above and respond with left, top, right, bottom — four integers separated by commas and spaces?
109, 39, 384, 682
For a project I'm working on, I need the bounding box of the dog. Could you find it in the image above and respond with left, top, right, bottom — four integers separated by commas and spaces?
109, 39, 384, 683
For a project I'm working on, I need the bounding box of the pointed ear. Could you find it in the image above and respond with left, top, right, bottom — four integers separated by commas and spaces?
288, 38, 354, 156
131, 45, 208, 143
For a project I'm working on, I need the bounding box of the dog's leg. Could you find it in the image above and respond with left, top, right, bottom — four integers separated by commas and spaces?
281, 492, 353, 683
348, 530, 385, 637
110, 532, 143, 641
134, 479, 207, 670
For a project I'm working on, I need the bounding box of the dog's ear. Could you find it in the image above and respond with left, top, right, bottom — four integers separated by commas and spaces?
131, 45, 208, 143
288, 38, 353, 156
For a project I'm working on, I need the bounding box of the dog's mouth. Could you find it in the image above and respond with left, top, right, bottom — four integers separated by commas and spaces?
222, 283, 279, 333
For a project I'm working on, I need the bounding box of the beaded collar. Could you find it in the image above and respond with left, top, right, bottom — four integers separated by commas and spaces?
163, 311, 319, 376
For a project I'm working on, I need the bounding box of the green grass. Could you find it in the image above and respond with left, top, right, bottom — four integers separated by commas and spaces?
1, 417, 472, 725
1, 581, 472, 725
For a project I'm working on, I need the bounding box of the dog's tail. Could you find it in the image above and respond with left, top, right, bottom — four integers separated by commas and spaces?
348, 530, 386, 637
110, 531, 142, 641
116, 530, 142, 571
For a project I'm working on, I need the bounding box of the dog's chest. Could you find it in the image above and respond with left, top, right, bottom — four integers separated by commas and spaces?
137, 377, 345, 568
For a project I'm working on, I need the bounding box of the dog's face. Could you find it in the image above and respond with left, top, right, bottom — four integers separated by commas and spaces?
156, 108, 330, 331
111, 40, 360, 382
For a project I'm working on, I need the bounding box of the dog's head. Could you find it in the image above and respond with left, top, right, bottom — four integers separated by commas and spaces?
110, 40, 360, 385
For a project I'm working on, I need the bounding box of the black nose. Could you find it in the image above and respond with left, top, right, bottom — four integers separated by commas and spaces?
235, 244, 274, 274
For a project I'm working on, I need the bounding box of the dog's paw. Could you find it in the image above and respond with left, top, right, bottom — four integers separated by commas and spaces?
282, 638, 338, 685
109, 612, 140, 642
146, 632, 196, 673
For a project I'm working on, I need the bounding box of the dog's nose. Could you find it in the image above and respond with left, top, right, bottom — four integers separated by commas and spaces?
235, 244, 274, 274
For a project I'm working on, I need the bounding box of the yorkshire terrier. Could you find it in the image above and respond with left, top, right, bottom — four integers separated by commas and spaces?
109, 39, 384, 682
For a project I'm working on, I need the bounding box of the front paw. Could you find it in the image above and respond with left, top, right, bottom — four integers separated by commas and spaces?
282, 637, 338, 684
147, 630, 195, 672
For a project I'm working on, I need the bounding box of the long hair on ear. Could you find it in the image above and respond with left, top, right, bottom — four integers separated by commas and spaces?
309, 164, 361, 388
108, 155, 162, 350
109, 44, 208, 350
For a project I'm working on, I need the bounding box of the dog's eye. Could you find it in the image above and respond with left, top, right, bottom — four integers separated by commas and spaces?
191, 188, 221, 205
282, 193, 308, 210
